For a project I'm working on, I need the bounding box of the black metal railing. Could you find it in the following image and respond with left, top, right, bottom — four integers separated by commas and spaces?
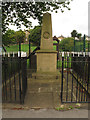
2, 46, 39, 104
60, 52, 90, 103
2, 54, 27, 104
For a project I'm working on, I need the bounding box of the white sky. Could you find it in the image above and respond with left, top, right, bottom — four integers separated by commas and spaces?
9, 0, 90, 37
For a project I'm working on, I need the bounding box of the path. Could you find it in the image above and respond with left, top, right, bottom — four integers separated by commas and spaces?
2, 108, 89, 118
24, 74, 61, 108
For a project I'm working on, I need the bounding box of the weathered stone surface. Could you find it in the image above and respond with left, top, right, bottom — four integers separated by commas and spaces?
36, 12, 57, 73
37, 52, 57, 72
40, 12, 53, 50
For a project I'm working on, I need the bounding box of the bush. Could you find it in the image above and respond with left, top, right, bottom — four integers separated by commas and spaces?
59, 37, 74, 52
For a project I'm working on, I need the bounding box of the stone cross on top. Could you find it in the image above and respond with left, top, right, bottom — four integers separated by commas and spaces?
40, 12, 53, 50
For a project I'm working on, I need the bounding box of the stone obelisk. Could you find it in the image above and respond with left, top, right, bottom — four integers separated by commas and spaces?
36, 12, 57, 73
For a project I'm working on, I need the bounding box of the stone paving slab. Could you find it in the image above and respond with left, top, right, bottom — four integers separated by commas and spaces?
27, 83, 53, 93
25, 92, 53, 109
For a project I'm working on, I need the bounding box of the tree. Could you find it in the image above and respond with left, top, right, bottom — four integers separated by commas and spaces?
2, 1, 72, 33
77, 33, 82, 40
2, 29, 16, 46
15, 30, 26, 43
59, 37, 74, 52
71, 30, 82, 39
71, 30, 77, 38
29, 26, 41, 46
71, 30, 82, 51
2, 29, 25, 46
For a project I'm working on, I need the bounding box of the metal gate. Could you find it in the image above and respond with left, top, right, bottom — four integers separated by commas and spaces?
59, 52, 90, 103
2, 53, 27, 104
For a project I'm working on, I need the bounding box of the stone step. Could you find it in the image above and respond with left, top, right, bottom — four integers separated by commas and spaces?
31, 71, 60, 80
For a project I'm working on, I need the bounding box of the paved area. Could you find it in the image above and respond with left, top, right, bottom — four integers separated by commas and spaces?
2, 108, 89, 118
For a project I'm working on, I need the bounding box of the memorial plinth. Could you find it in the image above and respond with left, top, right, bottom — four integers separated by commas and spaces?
36, 50, 57, 73
31, 12, 60, 79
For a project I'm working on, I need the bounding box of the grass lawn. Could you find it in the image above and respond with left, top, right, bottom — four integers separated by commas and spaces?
4, 43, 57, 53
4, 43, 73, 69
57, 58, 71, 69
5, 44, 37, 53
4, 43, 57, 69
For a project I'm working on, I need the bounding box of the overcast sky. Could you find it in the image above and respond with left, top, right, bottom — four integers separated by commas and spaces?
9, 0, 90, 37
52, 0, 89, 37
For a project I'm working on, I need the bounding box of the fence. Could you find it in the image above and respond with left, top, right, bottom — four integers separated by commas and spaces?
59, 52, 90, 103
2, 51, 90, 104
2, 53, 27, 104
74, 40, 90, 52
74, 35, 90, 52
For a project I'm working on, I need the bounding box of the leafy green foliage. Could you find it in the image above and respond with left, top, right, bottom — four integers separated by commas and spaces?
2, 1, 72, 32
71, 30, 82, 39
77, 33, 82, 39
59, 37, 74, 51
29, 26, 41, 46
2, 29, 16, 46
15, 30, 26, 43
71, 30, 77, 38
2, 29, 26, 46
68, 106, 74, 109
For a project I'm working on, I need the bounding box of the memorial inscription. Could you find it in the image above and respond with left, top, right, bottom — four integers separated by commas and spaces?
43, 32, 50, 39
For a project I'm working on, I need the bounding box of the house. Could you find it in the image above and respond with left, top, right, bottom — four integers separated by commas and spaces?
86, 35, 90, 41
58, 35, 65, 41
75, 37, 79, 40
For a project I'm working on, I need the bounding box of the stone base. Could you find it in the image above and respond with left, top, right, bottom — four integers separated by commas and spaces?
32, 70, 60, 80
36, 50, 57, 72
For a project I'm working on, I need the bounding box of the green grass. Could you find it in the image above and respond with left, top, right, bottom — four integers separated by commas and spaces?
4, 43, 57, 53
4, 43, 73, 69
4, 43, 57, 69
4, 44, 37, 53
27, 59, 30, 68
55, 107, 65, 111
5, 44, 19, 52
57, 56, 72, 68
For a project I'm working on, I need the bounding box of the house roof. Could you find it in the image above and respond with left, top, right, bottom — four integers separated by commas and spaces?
53, 36, 59, 42
58, 35, 65, 38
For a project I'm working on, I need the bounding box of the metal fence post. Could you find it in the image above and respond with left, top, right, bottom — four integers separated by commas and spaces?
21, 58, 27, 104
87, 56, 90, 97
88, 41, 90, 52
83, 34, 86, 52
61, 54, 64, 102
19, 41, 21, 58
29, 39, 31, 55
29, 39, 31, 68
74, 39, 75, 52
